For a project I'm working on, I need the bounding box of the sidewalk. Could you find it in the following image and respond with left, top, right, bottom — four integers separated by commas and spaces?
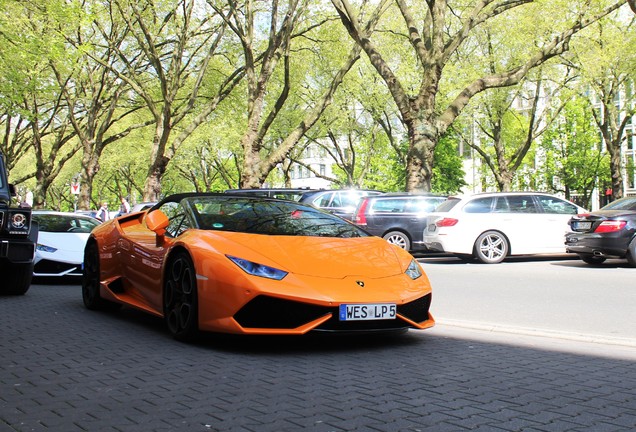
435, 317, 636, 349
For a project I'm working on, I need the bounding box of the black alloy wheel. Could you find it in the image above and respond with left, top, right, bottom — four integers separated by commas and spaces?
164, 251, 199, 341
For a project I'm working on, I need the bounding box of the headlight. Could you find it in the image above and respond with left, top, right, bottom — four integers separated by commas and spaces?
8, 210, 30, 235
36, 244, 58, 253
406, 259, 422, 280
227, 255, 288, 280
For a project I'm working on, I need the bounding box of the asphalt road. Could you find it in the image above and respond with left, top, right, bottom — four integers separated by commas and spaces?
419, 254, 636, 345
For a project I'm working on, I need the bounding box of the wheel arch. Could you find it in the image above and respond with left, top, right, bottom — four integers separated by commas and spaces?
163, 245, 194, 274
381, 227, 411, 241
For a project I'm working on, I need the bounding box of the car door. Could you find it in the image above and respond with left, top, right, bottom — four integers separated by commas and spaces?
121, 203, 183, 312
365, 197, 409, 235
493, 195, 544, 254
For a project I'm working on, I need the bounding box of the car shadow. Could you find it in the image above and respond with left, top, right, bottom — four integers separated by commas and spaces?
33, 275, 83, 285
551, 258, 633, 269
418, 254, 581, 265
194, 330, 424, 354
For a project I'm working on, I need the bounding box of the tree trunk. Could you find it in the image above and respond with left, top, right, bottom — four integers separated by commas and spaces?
608, 142, 624, 200
32, 167, 52, 208
144, 156, 170, 201
405, 118, 436, 192
143, 119, 171, 201
78, 140, 101, 210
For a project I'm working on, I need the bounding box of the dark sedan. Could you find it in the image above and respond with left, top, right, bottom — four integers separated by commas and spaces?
565, 196, 636, 266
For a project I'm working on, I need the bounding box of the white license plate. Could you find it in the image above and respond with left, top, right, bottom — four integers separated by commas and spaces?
575, 221, 592, 230
339, 303, 397, 321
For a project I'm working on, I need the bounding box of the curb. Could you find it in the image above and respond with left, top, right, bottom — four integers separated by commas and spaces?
435, 318, 636, 348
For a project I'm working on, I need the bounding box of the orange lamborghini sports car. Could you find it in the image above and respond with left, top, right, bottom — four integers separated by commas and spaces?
82, 193, 435, 340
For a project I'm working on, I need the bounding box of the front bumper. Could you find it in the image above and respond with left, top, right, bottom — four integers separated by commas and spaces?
0, 239, 35, 264
33, 258, 82, 277
232, 293, 435, 334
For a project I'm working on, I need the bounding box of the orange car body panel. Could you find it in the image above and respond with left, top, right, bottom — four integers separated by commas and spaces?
90, 210, 435, 335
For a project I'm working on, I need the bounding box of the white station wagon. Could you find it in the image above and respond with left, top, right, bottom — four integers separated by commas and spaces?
423, 192, 587, 263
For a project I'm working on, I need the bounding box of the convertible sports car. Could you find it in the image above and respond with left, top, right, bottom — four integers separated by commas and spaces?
82, 193, 435, 340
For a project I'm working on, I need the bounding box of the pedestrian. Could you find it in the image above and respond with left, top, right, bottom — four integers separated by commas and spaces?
96, 202, 110, 222
119, 197, 131, 215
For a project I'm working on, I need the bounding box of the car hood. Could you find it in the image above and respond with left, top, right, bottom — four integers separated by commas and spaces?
37, 232, 91, 252
199, 232, 407, 279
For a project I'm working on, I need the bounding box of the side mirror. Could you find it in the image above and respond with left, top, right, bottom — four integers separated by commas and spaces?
8, 184, 16, 197
146, 210, 169, 237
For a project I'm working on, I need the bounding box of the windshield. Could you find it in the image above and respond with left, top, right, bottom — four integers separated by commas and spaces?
434, 198, 461, 212
32, 213, 100, 233
176, 196, 369, 238
601, 197, 636, 211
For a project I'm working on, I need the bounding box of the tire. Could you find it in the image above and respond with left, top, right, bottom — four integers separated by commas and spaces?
82, 240, 110, 310
3, 261, 33, 295
164, 251, 199, 342
474, 231, 509, 264
3, 221, 38, 296
579, 254, 607, 266
625, 238, 636, 267
383, 231, 411, 251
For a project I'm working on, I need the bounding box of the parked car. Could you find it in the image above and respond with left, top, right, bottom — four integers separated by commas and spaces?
565, 196, 636, 266
31, 211, 100, 277
130, 202, 157, 213
224, 188, 314, 201
82, 193, 435, 341
299, 189, 383, 220
75, 210, 98, 218
0, 150, 36, 295
353, 193, 447, 251
424, 192, 586, 264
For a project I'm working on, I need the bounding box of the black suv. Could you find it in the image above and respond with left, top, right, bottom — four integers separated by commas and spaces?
353, 193, 447, 251
0, 151, 37, 295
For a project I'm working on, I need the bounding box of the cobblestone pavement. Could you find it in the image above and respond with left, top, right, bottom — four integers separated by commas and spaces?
1, 283, 636, 432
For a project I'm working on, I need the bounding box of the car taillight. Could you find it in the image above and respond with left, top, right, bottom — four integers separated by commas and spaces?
354, 198, 369, 225
436, 218, 458, 227
594, 220, 626, 233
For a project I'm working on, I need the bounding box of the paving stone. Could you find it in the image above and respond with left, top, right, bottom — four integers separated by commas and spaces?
2, 284, 636, 431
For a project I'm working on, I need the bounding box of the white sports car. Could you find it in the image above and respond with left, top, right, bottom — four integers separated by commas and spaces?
32, 211, 100, 277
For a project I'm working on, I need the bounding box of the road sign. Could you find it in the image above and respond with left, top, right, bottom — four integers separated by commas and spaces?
71, 183, 80, 195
